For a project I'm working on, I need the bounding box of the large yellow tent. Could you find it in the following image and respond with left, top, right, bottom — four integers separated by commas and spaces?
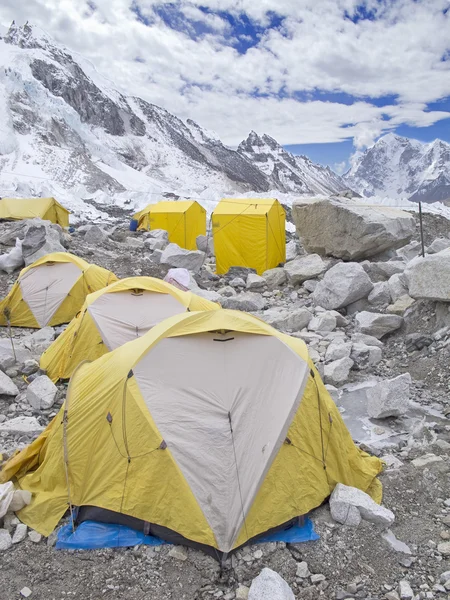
41, 276, 220, 381
0, 253, 117, 328
2, 310, 382, 558
212, 198, 286, 275
133, 200, 206, 250
0, 197, 70, 227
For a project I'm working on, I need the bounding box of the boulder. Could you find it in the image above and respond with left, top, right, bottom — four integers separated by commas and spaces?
325, 341, 352, 363
285, 240, 298, 261
404, 249, 450, 301
398, 580, 414, 600
160, 243, 205, 273
9, 490, 32, 512
355, 312, 403, 339
83, 225, 109, 245
0, 370, 19, 396
0, 529, 12, 551
263, 308, 312, 332
362, 260, 406, 282
0, 340, 33, 373
196, 235, 214, 256
427, 238, 450, 254
0, 238, 24, 274
144, 238, 167, 251
147, 229, 169, 242
12, 523, 27, 544
229, 277, 246, 288
248, 568, 295, 600
292, 199, 415, 260
26, 375, 58, 410
261, 267, 287, 290
0, 416, 43, 434
221, 293, 266, 312
323, 357, 354, 386
284, 254, 327, 285
313, 263, 373, 310
396, 241, 422, 262
246, 274, 266, 291
351, 333, 384, 348
22, 219, 66, 266
368, 282, 391, 307
330, 483, 395, 527
366, 374, 411, 418
387, 295, 415, 315
350, 343, 382, 367
388, 273, 408, 302
23, 327, 55, 355
308, 312, 337, 333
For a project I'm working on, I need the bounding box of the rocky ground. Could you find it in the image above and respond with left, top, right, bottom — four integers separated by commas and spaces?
0, 199, 449, 600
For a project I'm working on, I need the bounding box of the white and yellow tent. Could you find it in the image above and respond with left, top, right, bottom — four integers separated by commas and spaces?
133, 200, 206, 250
0, 253, 117, 329
41, 276, 220, 381
1, 310, 382, 558
0, 197, 70, 227
212, 198, 286, 275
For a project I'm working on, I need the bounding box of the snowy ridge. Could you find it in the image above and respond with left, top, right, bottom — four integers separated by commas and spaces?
346, 133, 450, 204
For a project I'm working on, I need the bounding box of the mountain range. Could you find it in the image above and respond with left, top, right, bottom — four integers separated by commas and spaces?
0, 22, 449, 207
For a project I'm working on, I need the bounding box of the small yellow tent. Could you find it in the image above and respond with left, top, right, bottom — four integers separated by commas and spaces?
0, 198, 70, 227
41, 276, 220, 381
1, 310, 382, 557
212, 198, 286, 275
133, 201, 206, 250
0, 253, 117, 328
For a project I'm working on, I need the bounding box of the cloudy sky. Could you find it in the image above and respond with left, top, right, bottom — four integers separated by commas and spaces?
1, 0, 450, 172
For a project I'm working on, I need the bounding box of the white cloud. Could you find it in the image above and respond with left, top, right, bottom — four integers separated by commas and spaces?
0, 0, 449, 149
333, 161, 348, 175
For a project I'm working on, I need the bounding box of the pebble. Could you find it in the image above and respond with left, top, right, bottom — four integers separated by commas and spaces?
311, 574, 326, 584
296, 561, 310, 578
438, 541, 450, 555
12, 523, 27, 544
253, 549, 263, 559
168, 546, 188, 561
27, 530, 42, 544
235, 585, 249, 599
398, 580, 414, 599
20, 588, 32, 598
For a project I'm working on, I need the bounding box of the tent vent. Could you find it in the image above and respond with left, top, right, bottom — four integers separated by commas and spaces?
106, 412, 113, 423
127, 369, 134, 379
213, 337, 234, 342
159, 440, 167, 450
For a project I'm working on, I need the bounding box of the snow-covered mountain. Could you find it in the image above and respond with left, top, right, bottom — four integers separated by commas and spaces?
0, 22, 348, 211
346, 133, 450, 203
238, 132, 350, 196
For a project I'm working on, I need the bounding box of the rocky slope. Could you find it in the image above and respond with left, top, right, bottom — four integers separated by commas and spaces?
346, 133, 450, 204
0, 22, 349, 204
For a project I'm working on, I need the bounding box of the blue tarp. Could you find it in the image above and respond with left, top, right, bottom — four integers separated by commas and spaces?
56, 517, 319, 550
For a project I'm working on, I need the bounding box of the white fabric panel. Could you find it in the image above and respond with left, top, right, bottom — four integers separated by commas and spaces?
133, 332, 309, 552
88, 291, 186, 351
19, 262, 82, 327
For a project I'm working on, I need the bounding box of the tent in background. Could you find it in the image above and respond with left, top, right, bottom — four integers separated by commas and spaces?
41, 276, 220, 381
212, 198, 286, 275
0, 253, 117, 328
1, 310, 382, 559
0, 198, 70, 227
133, 201, 206, 250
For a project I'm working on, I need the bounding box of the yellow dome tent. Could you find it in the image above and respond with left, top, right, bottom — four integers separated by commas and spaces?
212, 198, 286, 275
0, 253, 117, 329
41, 276, 220, 382
1, 310, 382, 558
133, 200, 206, 250
0, 197, 70, 227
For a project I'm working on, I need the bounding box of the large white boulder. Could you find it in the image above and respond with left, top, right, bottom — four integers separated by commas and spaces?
330, 483, 395, 527
313, 263, 373, 310
261, 267, 287, 289
404, 249, 450, 302
355, 311, 403, 339
221, 293, 266, 312
160, 243, 205, 273
263, 308, 312, 332
323, 357, 354, 386
284, 254, 327, 285
0, 416, 43, 434
22, 219, 66, 266
248, 568, 295, 600
292, 199, 415, 260
26, 375, 58, 410
366, 374, 411, 418
0, 370, 19, 396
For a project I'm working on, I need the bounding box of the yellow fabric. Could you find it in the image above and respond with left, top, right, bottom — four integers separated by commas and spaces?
0, 253, 117, 328
133, 201, 206, 250
1, 310, 383, 549
212, 198, 286, 275
0, 198, 70, 227
41, 276, 220, 381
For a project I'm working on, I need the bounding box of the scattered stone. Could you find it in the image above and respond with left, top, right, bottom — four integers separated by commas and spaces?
0, 370, 19, 396
26, 375, 57, 410
22, 220, 66, 266
168, 545, 188, 561
324, 357, 354, 386
404, 249, 450, 301
351, 332, 384, 348
23, 327, 55, 354
12, 523, 27, 544
261, 267, 287, 289
284, 254, 327, 285
381, 529, 412, 554
292, 199, 415, 260
350, 343, 382, 367
248, 568, 294, 600
366, 374, 411, 419
246, 273, 266, 291
0, 416, 43, 434
285, 240, 298, 261
236, 585, 250, 600
20, 588, 32, 598
355, 312, 403, 339
296, 561, 310, 578
160, 243, 205, 272
385, 591, 400, 600
411, 454, 443, 468
313, 262, 373, 310
9, 490, 32, 512
368, 281, 392, 307
0, 528, 12, 551
381, 455, 404, 470
308, 312, 337, 333
437, 542, 450, 555
221, 293, 266, 312
398, 580, 414, 600
229, 277, 246, 288
84, 225, 109, 245
386, 295, 415, 315
310, 574, 326, 584
196, 234, 214, 255
427, 237, 450, 254
28, 530, 42, 544
330, 483, 395, 527
325, 341, 352, 363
